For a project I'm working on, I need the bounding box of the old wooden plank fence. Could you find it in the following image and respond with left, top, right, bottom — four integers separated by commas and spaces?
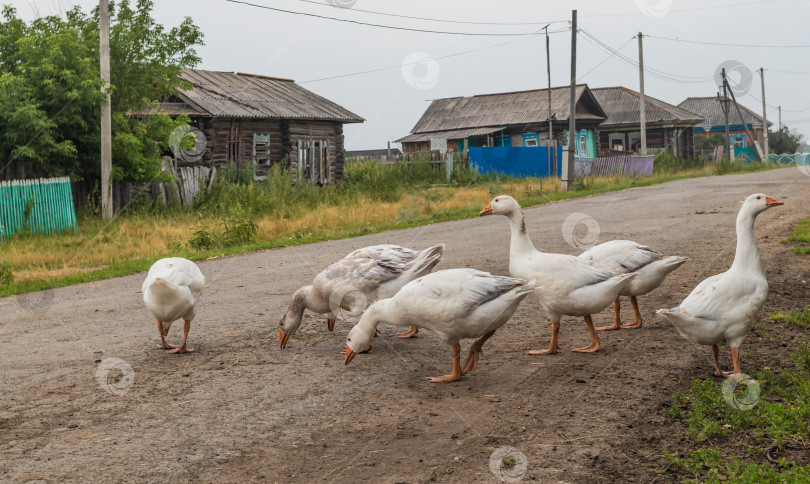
0, 177, 78, 238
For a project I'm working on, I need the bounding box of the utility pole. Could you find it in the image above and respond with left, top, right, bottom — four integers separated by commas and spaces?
760, 68, 769, 158
562, 9, 576, 191
638, 32, 647, 156
99, 0, 112, 218
545, 25, 554, 176
724, 77, 761, 161
720, 68, 732, 160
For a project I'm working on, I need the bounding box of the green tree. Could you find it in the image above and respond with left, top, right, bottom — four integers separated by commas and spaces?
769, 126, 805, 154
0, 0, 204, 184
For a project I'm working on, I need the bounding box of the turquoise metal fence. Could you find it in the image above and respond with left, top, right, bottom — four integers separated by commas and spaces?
0, 177, 78, 238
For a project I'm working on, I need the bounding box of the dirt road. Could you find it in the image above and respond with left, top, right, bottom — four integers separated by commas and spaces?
2, 168, 809, 483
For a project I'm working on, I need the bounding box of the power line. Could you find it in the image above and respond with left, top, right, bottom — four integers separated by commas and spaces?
645, 34, 810, 49
224, 0, 544, 36
296, 0, 566, 26
579, 36, 634, 80
765, 69, 810, 75
301, 29, 569, 84
579, 28, 714, 84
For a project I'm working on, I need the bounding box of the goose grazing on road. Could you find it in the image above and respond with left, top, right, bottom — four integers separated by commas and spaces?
479, 195, 635, 355
142, 257, 205, 354
578, 240, 686, 330
279, 244, 444, 349
657, 194, 783, 377
343, 269, 537, 383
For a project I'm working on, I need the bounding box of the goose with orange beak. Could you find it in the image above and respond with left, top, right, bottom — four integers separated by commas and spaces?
344, 268, 537, 383
657, 193, 783, 377
279, 244, 444, 349
479, 195, 636, 355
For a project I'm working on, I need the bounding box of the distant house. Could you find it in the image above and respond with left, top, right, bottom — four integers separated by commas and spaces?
143, 69, 364, 183
591, 87, 703, 157
677, 97, 769, 158
395, 85, 607, 158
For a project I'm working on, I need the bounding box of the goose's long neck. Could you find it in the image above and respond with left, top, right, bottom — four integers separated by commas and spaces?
729, 208, 763, 274
507, 209, 537, 258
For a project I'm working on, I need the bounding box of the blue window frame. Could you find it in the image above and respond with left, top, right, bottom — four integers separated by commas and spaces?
522, 133, 539, 147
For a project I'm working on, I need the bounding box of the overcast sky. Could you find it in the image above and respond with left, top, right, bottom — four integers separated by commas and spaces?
10, 0, 810, 150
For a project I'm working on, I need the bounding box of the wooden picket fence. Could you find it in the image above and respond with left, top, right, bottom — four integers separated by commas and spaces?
0, 177, 78, 238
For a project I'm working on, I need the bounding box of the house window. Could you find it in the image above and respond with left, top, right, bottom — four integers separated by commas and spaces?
579, 132, 587, 155
523, 133, 539, 147
732, 134, 746, 148
609, 133, 625, 151
297, 139, 329, 185
253, 133, 271, 180
628, 131, 641, 152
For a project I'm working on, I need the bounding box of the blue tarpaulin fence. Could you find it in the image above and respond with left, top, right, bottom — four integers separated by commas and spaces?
469, 146, 563, 178
0, 177, 78, 239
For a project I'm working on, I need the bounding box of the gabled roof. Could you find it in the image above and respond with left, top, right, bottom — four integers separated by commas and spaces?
591, 87, 703, 127
677, 97, 768, 130
142, 69, 364, 123
407, 84, 606, 135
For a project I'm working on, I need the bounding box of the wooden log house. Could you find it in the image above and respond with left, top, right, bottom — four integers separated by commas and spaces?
141, 69, 364, 183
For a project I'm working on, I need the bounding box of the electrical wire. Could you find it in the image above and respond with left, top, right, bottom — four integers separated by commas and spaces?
224, 0, 545, 36
645, 34, 810, 49
300, 29, 570, 84
579, 36, 634, 80
295, 0, 566, 26
765, 69, 810, 75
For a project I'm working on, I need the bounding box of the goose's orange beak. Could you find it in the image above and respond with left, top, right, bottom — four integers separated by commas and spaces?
479, 202, 493, 216
765, 196, 783, 208
279, 329, 290, 349
343, 346, 356, 365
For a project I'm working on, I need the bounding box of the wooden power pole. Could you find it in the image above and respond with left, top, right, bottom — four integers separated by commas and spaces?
778, 106, 782, 132
545, 25, 554, 176
720, 68, 732, 160
562, 9, 576, 191
638, 32, 646, 156
100, 0, 113, 218
760, 68, 769, 158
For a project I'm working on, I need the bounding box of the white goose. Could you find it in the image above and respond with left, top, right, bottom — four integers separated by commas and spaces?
480, 195, 635, 354
279, 244, 444, 348
657, 193, 783, 377
142, 257, 205, 354
343, 268, 537, 383
579, 240, 686, 330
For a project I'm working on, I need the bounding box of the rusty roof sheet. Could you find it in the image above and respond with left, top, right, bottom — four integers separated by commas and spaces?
408, 84, 606, 134
677, 97, 768, 130
173, 69, 364, 122
592, 87, 703, 126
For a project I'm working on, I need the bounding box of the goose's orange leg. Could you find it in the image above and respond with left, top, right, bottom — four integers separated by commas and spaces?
156, 320, 178, 349
390, 326, 419, 339
463, 330, 496, 373
527, 321, 559, 355
572, 315, 600, 352
620, 296, 644, 329
168, 320, 193, 354
427, 344, 462, 383
596, 299, 622, 331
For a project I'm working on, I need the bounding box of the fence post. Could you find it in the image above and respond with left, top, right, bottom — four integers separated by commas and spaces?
560, 147, 573, 191
445, 152, 454, 182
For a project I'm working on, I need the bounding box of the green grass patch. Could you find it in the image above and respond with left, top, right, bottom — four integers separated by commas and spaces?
771, 309, 810, 329
783, 218, 810, 254
661, 340, 810, 482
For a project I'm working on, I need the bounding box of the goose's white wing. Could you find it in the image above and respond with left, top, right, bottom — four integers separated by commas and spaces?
579, 240, 662, 273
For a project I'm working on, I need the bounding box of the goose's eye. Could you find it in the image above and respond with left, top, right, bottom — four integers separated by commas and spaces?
347, 337, 351, 342
756, 196, 761, 200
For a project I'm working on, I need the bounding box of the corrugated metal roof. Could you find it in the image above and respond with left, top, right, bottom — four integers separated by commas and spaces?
408, 85, 606, 134
592, 87, 703, 126
172, 69, 364, 122
395, 126, 505, 143
677, 97, 767, 130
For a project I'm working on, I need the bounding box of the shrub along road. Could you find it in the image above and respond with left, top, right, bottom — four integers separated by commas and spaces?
1, 167, 808, 482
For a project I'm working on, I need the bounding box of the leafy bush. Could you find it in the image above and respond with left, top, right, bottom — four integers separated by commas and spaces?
0, 262, 14, 286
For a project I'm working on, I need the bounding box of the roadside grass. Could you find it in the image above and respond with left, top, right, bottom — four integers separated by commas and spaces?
782, 218, 810, 254
660, 313, 810, 482
0, 157, 780, 297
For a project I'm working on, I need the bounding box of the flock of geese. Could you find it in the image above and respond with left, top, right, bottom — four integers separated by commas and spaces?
142, 193, 783, 383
